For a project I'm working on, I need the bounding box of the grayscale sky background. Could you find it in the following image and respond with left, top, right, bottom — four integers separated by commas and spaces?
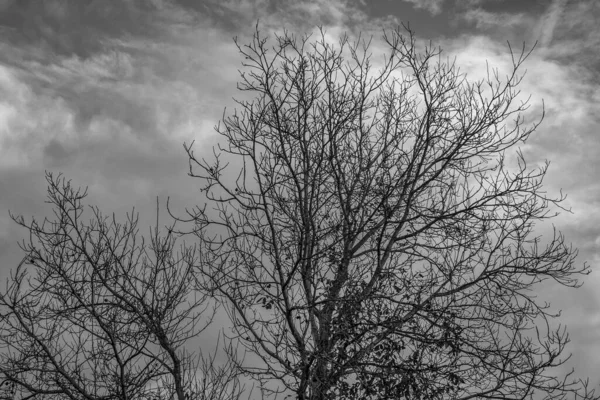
0, 0, 599, 392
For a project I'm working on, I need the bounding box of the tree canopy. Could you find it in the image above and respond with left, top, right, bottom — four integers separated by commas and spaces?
180, 25, 596, 400
0, 173, 245, 400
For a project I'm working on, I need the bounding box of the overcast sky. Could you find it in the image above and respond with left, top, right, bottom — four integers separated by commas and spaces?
0, 0, 599, 392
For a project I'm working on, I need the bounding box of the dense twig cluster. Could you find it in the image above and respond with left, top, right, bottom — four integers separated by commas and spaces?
0, 173, 245, 400
179, 25, 595, 400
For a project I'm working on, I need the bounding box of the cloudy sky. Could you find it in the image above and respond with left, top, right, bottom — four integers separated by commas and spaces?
0, 0, 599, 392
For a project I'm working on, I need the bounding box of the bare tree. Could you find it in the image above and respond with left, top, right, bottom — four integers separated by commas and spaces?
179, 25, 596, 400
0, 172, 246, 400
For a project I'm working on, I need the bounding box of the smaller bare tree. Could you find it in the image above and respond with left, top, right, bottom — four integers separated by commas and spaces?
0, 172, 246, 400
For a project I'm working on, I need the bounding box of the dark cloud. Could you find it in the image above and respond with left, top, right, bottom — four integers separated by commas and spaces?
43, 138, 71, 167
0, 0, 179, 58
